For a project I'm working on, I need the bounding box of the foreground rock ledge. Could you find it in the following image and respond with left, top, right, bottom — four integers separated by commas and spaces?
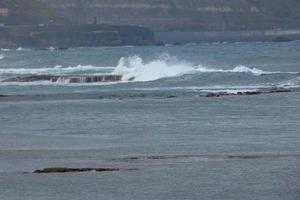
33, 167, 122, 174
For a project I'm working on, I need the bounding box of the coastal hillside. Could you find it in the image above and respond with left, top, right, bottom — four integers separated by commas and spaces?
1, 0, 300, 31
36, 0, 300, 31
0, 0, 66, 25
1, 0, 300, 45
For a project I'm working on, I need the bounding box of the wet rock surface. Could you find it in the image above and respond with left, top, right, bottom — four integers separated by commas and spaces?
33, 167, 122, 174
2, 75, 122, 83
204, 89, 292, 98
205, 91, 262, 97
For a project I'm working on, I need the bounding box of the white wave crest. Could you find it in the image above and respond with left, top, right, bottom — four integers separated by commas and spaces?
0, 48, 11, 52
0, 65, 115, 75
112, 55, 294, 82
16, 47, 31, 51
0, 54, 4, 60
113, 55, 197, 81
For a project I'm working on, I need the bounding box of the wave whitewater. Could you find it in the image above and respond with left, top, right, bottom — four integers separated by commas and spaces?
112, 55, 298, 82
0, 55, 299, 87
0, 65, 114, 75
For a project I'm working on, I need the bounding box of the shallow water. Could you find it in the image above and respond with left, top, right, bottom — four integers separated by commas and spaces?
0, 42, 300, 200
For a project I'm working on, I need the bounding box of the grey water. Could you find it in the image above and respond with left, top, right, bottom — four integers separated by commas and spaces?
0, 41, 300, 200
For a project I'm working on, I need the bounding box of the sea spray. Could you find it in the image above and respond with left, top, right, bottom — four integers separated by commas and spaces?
112, 55, 197, 81
112, 55, 297, 82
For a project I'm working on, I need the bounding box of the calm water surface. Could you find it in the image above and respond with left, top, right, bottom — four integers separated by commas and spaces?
0, 41, 300, 200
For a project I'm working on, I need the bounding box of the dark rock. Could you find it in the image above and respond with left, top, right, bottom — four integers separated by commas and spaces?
2, 75, 123, 83
270, 88, 292, 93
155, 41, 165, 46
205, 91, 262, 98
273, 36, 292, 42
128, 77, 135, 81
33, 167, 121, 174
238, 91, 262, 95
173, 42, 182, 45
205, 92, 227, 97
226, 155, 264, 160
3, 75, 57, 82
166, 95, 177, 98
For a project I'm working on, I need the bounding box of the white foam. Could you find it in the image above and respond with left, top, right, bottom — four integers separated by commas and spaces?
113, 55, 196, 81
0, 54, 4, 60
112, 55, 297, 82
48, 47, 56, 51
1, 55, 299, 85
16, 47, 31, 51
0, 65, 115, 75
278, 77, 300, 88
0, 48, 11, 52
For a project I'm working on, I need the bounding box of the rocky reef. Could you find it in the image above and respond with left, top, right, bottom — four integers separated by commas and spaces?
33, 167, 122, 174
2, 74, 123, 83
203, 89, 292, 98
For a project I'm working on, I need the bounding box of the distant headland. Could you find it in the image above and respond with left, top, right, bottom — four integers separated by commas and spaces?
1, 0, 300, 48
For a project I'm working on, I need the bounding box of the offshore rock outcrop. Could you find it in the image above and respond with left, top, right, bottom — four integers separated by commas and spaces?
203, 89, 292, 98
2, 74, 123, 83
33, 167, 122, 173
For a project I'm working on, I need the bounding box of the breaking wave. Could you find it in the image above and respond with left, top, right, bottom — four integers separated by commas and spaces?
1, 55, 299, 88
112, 55, 298, 82
0, 54, 4, 60
16, 47, 31, 51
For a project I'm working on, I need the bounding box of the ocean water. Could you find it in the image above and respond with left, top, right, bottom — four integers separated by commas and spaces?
0, 41, 300, 200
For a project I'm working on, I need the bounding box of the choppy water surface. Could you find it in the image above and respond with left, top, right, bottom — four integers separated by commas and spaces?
0, 42, 300, 200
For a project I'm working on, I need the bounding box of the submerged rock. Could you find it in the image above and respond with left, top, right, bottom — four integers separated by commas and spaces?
204, 88, 294, 98
204, 91, 262, 97
270, 88, 292, 93
33, 167, 121, 174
